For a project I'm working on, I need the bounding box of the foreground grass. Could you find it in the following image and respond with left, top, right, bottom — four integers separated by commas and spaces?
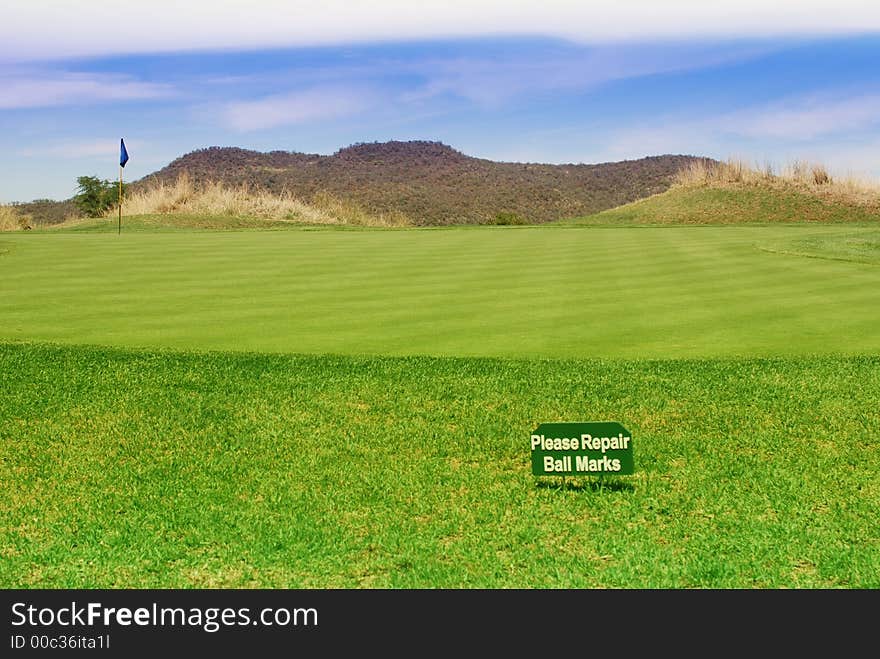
1, 343, 878, 588
3, 225, 880, 358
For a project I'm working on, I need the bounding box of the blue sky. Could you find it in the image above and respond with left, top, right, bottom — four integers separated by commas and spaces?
2, 1, 880, 202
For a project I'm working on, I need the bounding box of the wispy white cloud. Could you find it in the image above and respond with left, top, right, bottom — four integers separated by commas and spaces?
810, 137, 880, 180
590, 91, 880, 177
18, 138, 138, 159
722, 94, 880, 140
402, 43, 775, 107
0, 70, 172, 109
3, 1, 880, 61
222, 86, 378, 131
195, 42, 775, 122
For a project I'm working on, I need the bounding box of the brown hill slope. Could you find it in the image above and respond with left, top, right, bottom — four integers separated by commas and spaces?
136, 141, 710, 225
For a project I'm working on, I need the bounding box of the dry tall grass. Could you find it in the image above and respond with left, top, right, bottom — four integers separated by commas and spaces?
112, 174, 411, 227
675, 158, 880, 207
0, 205, 33, 231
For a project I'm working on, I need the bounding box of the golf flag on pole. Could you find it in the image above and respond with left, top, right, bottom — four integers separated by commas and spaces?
118, 139, 128, 234
120, 139, 129, 168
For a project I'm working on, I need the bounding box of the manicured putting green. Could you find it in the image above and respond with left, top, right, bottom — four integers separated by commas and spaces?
2, 224, 879, 358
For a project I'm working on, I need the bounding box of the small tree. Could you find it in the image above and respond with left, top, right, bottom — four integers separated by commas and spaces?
74, 175, 124, 218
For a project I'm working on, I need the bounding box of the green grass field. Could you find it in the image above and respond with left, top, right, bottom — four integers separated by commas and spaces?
2, 218, 879, 588
2, 344, 878, 588
3, 223, 880, 358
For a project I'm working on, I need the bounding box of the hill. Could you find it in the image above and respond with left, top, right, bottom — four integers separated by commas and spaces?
567, 186, 880, 226
135, 141, 707, 225
565, 159, 880, 226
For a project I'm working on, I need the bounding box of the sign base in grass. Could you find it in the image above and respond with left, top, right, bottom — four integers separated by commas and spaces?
531, 422, 634, 484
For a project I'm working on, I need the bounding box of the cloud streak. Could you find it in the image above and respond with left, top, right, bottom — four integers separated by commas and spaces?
18, 138, 131, 159
222, 86, 378, 131
0, 70, 172, 109
3, 1, 880, 61
593, 91, 880, 175
725, 94, 880, 140
401, 43, 775, 106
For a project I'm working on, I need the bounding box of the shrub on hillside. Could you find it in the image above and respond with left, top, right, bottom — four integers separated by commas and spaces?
74, 175, 127, 218
489, 211, 528, 225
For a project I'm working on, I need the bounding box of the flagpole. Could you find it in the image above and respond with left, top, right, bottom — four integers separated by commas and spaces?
118, 138, 129, 234
118, 164, 122, 235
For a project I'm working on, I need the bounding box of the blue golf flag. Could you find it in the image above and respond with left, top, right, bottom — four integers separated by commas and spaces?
119, 138, 129, 168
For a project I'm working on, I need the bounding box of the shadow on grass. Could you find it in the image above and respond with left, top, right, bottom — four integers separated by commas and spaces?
535, 477, 635, 493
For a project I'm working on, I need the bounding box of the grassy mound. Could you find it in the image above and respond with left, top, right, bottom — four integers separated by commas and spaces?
566, 186, 880, 225
565, 159, 880, 226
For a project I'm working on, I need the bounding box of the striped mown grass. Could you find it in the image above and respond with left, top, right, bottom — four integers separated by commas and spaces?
1, 225, 879, 358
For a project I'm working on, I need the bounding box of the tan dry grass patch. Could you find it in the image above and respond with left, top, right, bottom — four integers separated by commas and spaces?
0, 205, 33, 231
675, 158, 880, 208
111, 173, 411, 227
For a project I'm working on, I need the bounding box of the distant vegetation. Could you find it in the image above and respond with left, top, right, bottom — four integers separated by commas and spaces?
135, 141, 707, 225
5, 141, 704, 229
0, 199, 78, 230
7, 146, 880, 231
0, 199, 79, 231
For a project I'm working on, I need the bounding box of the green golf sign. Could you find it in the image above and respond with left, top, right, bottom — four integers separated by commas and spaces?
531, 422, 634, 476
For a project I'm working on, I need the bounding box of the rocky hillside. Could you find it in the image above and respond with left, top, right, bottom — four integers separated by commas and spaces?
136, 141, 710, 225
